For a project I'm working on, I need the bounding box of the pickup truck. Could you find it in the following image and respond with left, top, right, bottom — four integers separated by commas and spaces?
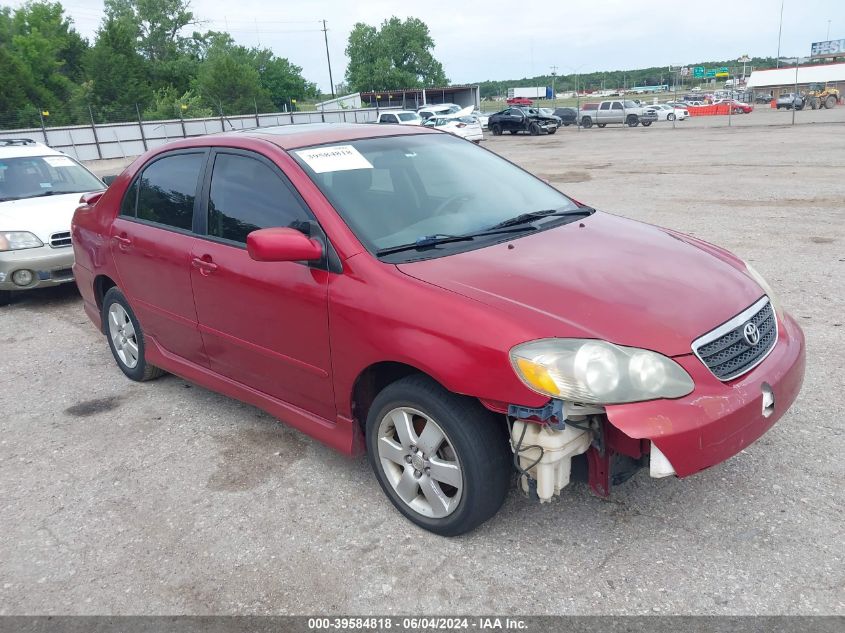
578, 100, 657, 128
376, 110, 423, 125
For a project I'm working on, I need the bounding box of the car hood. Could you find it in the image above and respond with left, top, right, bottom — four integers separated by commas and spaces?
0, 193, 83, 242
396, 212, 765, 357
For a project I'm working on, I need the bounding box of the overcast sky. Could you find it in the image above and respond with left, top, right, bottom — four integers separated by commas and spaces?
17, 0, 845, 91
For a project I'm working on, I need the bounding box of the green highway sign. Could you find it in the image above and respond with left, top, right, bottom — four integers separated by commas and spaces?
705, 69, 716, 78
693, 66, 705, 78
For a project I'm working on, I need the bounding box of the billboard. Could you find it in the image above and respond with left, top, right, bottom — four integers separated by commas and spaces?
811, 39, 845, 58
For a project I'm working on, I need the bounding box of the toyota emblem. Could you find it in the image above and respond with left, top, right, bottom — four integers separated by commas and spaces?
743, 322, 760, 346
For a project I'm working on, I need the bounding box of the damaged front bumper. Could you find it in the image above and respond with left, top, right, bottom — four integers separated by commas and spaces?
604, 311, 805, 479
508, 312, 805, 499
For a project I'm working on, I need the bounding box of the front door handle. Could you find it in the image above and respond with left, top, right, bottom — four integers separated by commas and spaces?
191, 256, 218, 276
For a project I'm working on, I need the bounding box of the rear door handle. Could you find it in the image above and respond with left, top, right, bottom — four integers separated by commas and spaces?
191, 256, 218, 276
113, 235, 132, 249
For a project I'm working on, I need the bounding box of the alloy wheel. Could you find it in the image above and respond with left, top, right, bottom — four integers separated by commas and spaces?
108, 303, 139, 369
376, 407, 463, 519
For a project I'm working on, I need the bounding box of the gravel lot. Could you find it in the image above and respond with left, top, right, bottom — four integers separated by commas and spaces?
1, 110, 843, 616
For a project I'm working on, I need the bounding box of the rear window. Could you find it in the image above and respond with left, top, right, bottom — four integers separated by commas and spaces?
135, 153, 204, 231
398, 113, 419, 122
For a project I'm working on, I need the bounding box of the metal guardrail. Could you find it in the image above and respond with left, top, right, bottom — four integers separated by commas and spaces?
0, 107, 393, 161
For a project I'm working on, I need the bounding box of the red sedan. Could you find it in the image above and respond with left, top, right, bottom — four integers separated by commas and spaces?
71, 124, 805, 535
505, 97, 534, 106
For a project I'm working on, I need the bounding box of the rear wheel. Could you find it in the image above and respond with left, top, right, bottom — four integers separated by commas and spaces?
596, 123, 606, 128
491, 123, 502, 136
581, 116, 593, 128
102, 287, 165, 382
509, 130, 517, 135
365, 375, 511, 536
641, 120, 652, 126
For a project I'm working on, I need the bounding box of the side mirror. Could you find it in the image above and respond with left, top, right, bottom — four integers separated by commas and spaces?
102, 174, 117, 186
247, 227, 323, 263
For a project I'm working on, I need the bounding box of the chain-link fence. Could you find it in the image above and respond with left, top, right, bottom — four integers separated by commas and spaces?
0, 104, 393, 162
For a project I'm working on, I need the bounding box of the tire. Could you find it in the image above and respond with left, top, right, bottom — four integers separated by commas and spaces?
563, 123, 571, 126
641, 121, 652, 126
548, 128, 556, 135
509, 130, 517, 135
596, 123, 606, 128
529, 122, 540, 136
0, 290, 11, 307
825, 95, 836, 109
491, 123, 502, 136
102, 287, 165, 382
626, 115, 639, 127
667, 113, 676, 121
365, 374, 511, 536
581, 116, 593, 129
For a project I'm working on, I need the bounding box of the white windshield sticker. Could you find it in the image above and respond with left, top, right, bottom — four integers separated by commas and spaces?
43, 156, 75, 167
295, 145, 373, 173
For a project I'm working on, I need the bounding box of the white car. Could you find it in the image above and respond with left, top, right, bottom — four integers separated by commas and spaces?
0, 138, 105, 306
376, 110, 422, 125
417, 103, 462, 121
423, 116, 483, 142
471, 110, 491, 129
645, 104, 689, 121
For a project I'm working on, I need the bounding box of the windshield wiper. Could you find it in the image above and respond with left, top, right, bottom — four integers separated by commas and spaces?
376, 226, 537, 257
486, 206, 595, 230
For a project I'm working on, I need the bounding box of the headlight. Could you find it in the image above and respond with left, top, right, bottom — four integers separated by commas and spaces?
510, 339, 694, 404
744, 261, 781, 317
0, 232, 43, 252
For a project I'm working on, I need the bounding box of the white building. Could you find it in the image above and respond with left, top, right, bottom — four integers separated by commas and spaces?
746, 62, 845, 96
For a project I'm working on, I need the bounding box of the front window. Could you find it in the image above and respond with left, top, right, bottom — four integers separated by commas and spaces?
293, 134, 580, 261
624, 100, 638, 108
0, 155, 104, 202
398, 113, 420, 122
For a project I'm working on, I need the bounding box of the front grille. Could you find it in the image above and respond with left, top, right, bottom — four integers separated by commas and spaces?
51, 268, 73, 280
50, 231, 72, 248
692, 298, 777, 381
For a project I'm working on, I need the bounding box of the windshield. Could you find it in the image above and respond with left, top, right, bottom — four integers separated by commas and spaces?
624, 100, 639, 108
398, 113, 420, 122
293, 134, 580, 260
0, 155, 104, 202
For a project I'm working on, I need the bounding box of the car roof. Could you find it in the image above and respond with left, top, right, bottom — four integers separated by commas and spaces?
0, 139, 64, 159
207, 123, 436, 151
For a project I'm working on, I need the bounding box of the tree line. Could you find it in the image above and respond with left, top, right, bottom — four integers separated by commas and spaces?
476, 57, 779, 99
0, 0, 320, 128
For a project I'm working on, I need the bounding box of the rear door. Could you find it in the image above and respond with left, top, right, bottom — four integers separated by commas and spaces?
110, 150, 208, 364
189, 149, 335, 419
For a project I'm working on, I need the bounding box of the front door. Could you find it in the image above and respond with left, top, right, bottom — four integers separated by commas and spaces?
110, 150, 208, 365
189, 149, 335, 420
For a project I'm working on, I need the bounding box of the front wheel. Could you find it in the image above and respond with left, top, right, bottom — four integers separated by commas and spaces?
641, 120, 652, 126
626, 115, 639, 127
825, 95, 836, 109
102, 287, 165, 382
529, 122, 540, 136
491, 123, 502, 136
366, 375, 511, 536
667, 113, 676, 121
547, 128, 556, 135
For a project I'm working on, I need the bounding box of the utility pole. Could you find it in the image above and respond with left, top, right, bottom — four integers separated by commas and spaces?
550, 65, 558, 107
776, 0, 784, 68
322, 20, 336, 99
